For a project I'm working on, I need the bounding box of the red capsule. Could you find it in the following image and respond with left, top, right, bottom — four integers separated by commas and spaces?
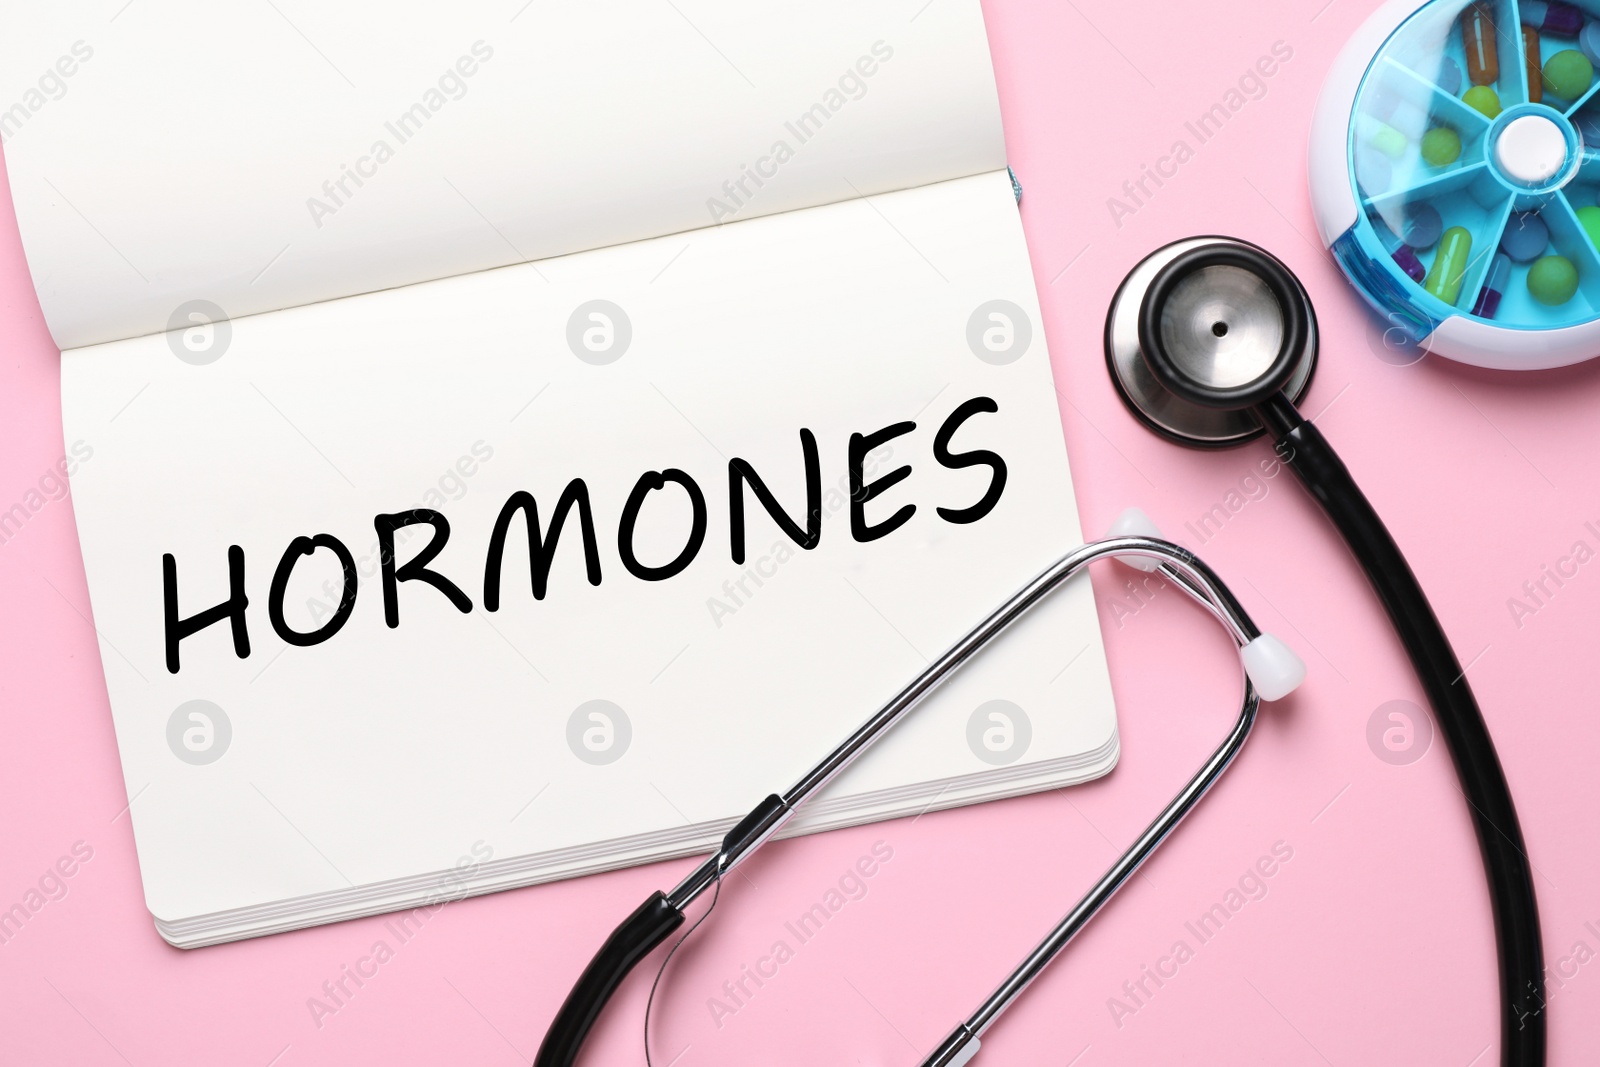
1526, 27, 1544, 102
1463, 3, 1500, 86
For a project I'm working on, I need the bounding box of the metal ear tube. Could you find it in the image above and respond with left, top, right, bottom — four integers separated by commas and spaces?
534, 515, 1305, 1067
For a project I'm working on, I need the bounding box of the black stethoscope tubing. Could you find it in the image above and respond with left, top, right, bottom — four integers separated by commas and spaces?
1115, 237, 1544, 1067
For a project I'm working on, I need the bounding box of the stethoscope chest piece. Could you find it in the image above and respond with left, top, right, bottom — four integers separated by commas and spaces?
1106, 236, 1318, 447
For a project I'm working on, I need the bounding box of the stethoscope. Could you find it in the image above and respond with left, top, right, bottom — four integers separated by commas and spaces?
536, 236, 1545, 1067
1107, 237, 1544, 1067
534, 529, 1305, 1067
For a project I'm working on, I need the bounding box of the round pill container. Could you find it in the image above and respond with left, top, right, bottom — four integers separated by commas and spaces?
1311, 0, 1600, 368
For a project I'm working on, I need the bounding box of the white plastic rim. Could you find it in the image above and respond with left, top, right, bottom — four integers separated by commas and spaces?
1307, 0, 1600, 370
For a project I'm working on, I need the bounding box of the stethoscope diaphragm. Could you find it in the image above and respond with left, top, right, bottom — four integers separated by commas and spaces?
1105, 236, 1317, 446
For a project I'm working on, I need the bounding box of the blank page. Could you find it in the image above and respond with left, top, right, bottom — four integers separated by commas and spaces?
0, 0, 1004, 347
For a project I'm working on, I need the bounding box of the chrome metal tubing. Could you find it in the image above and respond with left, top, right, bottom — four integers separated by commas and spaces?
919, 677, 1260, 1067
669, 537, 1260, 913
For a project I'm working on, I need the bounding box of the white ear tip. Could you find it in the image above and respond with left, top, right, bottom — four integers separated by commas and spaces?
1240, 634, 1307, 701
1107, 506, 1162, 540
1106, 507, 1163, 571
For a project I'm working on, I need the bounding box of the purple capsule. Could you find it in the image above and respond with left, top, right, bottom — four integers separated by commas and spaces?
1472, 254, 1512, 318
1391, 246, 1427, 284
1374, 216, 1427, 282
1524, 0, 1585, 36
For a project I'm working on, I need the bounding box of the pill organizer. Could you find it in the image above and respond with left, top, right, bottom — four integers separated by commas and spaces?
1311, 0, 1600, 368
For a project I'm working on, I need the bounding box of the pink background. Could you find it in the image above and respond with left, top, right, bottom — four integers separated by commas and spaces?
4, 0, 1599, 1064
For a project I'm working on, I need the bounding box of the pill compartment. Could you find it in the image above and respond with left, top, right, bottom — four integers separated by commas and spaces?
1344, 0, 1600, 343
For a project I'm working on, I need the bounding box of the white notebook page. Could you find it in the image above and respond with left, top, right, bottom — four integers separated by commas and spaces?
63, 171, 1113, 922
0, 0, 1004, 348
2, 1, 1117, 937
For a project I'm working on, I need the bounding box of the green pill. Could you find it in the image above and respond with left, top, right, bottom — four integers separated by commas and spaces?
1370, 122, 1407, 158
1528, 254, 1579, 305
1577, 205, 1600, 249
1421, 126, 1462, 166
1424, 226, 1473, 304
1543, 49, 1594, 100
1463, 85, 1502, 118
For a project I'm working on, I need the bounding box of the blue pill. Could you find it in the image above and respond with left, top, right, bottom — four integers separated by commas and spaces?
1401, 202, 1443, 249
1500, 212, 1550, 262
1577, 109, 1600, 145
1434, 56, 1463, 96
1583, 22, 1600, 68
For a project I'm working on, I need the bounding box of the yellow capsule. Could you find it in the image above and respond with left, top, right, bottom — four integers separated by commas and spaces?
1359, 115, 1408, 157
1424, 226, 1473, 304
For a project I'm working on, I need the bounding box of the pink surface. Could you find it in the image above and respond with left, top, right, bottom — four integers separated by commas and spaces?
3, 1, 1599, 1064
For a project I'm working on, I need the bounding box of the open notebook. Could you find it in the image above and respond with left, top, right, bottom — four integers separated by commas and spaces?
1, 0, 1116, 947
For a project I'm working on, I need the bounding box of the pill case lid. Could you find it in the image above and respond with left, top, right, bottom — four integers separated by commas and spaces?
1309, 0, 1600, 369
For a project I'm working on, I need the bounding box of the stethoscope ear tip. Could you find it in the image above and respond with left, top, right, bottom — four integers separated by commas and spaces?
1105, 506, 1165, 572
1241, 634, 1306, 701
1105, 506, 1305, 700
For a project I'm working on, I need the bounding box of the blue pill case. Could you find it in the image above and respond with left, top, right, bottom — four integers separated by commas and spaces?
1311, 0, 1600, 368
